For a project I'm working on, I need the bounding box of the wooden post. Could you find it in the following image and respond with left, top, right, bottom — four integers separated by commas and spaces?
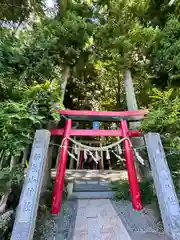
145, 133, 180, 240
76, 149, 80, 169
69, 139, 76, 169
69, 123, 79, 169
11, 130, 50, 240
124, 69, 149, 177
79, 151, 83, 169
100, 142, 104, 169
69, 144, 74, 169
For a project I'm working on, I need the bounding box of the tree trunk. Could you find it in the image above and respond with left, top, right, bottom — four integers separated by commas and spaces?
10, 155, 16, 171
0, 151, 4, 169
48, 66, 70, 183
42, 120, 58, 192
0, 193, 9, 214
21, 147, 29, 167
123, 69, 150, 177
169, 0, 176, 6
116, 78, 121, 108
124, 70, 138, 112
61, 66, 70, 103
57, 0, 69, 19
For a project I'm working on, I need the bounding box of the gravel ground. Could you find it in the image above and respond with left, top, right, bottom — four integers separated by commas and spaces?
111, 200, 163, 233
34, 200, 78, 240
34, 199, 163, 239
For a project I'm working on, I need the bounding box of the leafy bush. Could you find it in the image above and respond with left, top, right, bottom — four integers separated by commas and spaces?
0, 210, 14, 240
0, 164, 24, 195
111, 180, 131, 200
111, 179, 156, 205
0, 80, 61, 157
141, 88, 180, 134
141, 88, 180, 196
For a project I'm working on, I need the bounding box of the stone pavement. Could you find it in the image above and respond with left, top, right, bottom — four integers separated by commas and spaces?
73, 199, 132, 240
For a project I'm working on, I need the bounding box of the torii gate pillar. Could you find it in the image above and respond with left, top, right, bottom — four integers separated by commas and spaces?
121, 120, 143, 210
51, 119, 72, 214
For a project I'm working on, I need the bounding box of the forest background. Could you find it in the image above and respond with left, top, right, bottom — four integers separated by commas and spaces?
0, 0, 180, 232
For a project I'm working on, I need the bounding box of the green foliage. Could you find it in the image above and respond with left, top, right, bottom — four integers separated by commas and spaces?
141, 88, 180, 195
0, 0, 45, 22
144, 0, 175, 27
0, 1, 96, 205
151, 15, 180, 88
141, 88, 180, 137
0, 168, 11, 194
1, 0, 180, 211
94, 0, 158, 69
0, 81, 61, 157
111, 179, 156, 205
0, 0, 31, 22
0, 210, 13, 239
0, 164, 24, 195
0, 3, 94, 159
111, 180, 131, 200
140, 180, 156, 204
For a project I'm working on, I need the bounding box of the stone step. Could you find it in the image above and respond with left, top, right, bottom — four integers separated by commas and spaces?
73, 180, 110, 192
50, 169, 132, 181
68, 191, 114, 199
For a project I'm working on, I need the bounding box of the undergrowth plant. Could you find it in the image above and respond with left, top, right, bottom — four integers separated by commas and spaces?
111, 179, 156, 205
141, 88, 180, 196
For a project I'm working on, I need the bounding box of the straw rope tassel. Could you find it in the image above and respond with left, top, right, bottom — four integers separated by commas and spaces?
106, 149, 110, 160
95, 151, 100, 160
68, 151, 78, 162
84, 148, 87, 160
74, 144, 78, 155
134, 149, 144, 165
117, 144, 122, 155
88, 151, 98, 164
112, 150, 125, 162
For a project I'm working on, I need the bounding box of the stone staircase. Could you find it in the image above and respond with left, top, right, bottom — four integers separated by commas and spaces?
68, 180, 114, 199
34, 170, 169, 240
52, 169, 131, 181
34, 199, 168, 240
64, 169, 129, 200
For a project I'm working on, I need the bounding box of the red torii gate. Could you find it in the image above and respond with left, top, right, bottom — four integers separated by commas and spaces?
50, 109, 148, 214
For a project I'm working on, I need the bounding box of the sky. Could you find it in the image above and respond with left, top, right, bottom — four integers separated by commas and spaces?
46, 0, 55, 8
